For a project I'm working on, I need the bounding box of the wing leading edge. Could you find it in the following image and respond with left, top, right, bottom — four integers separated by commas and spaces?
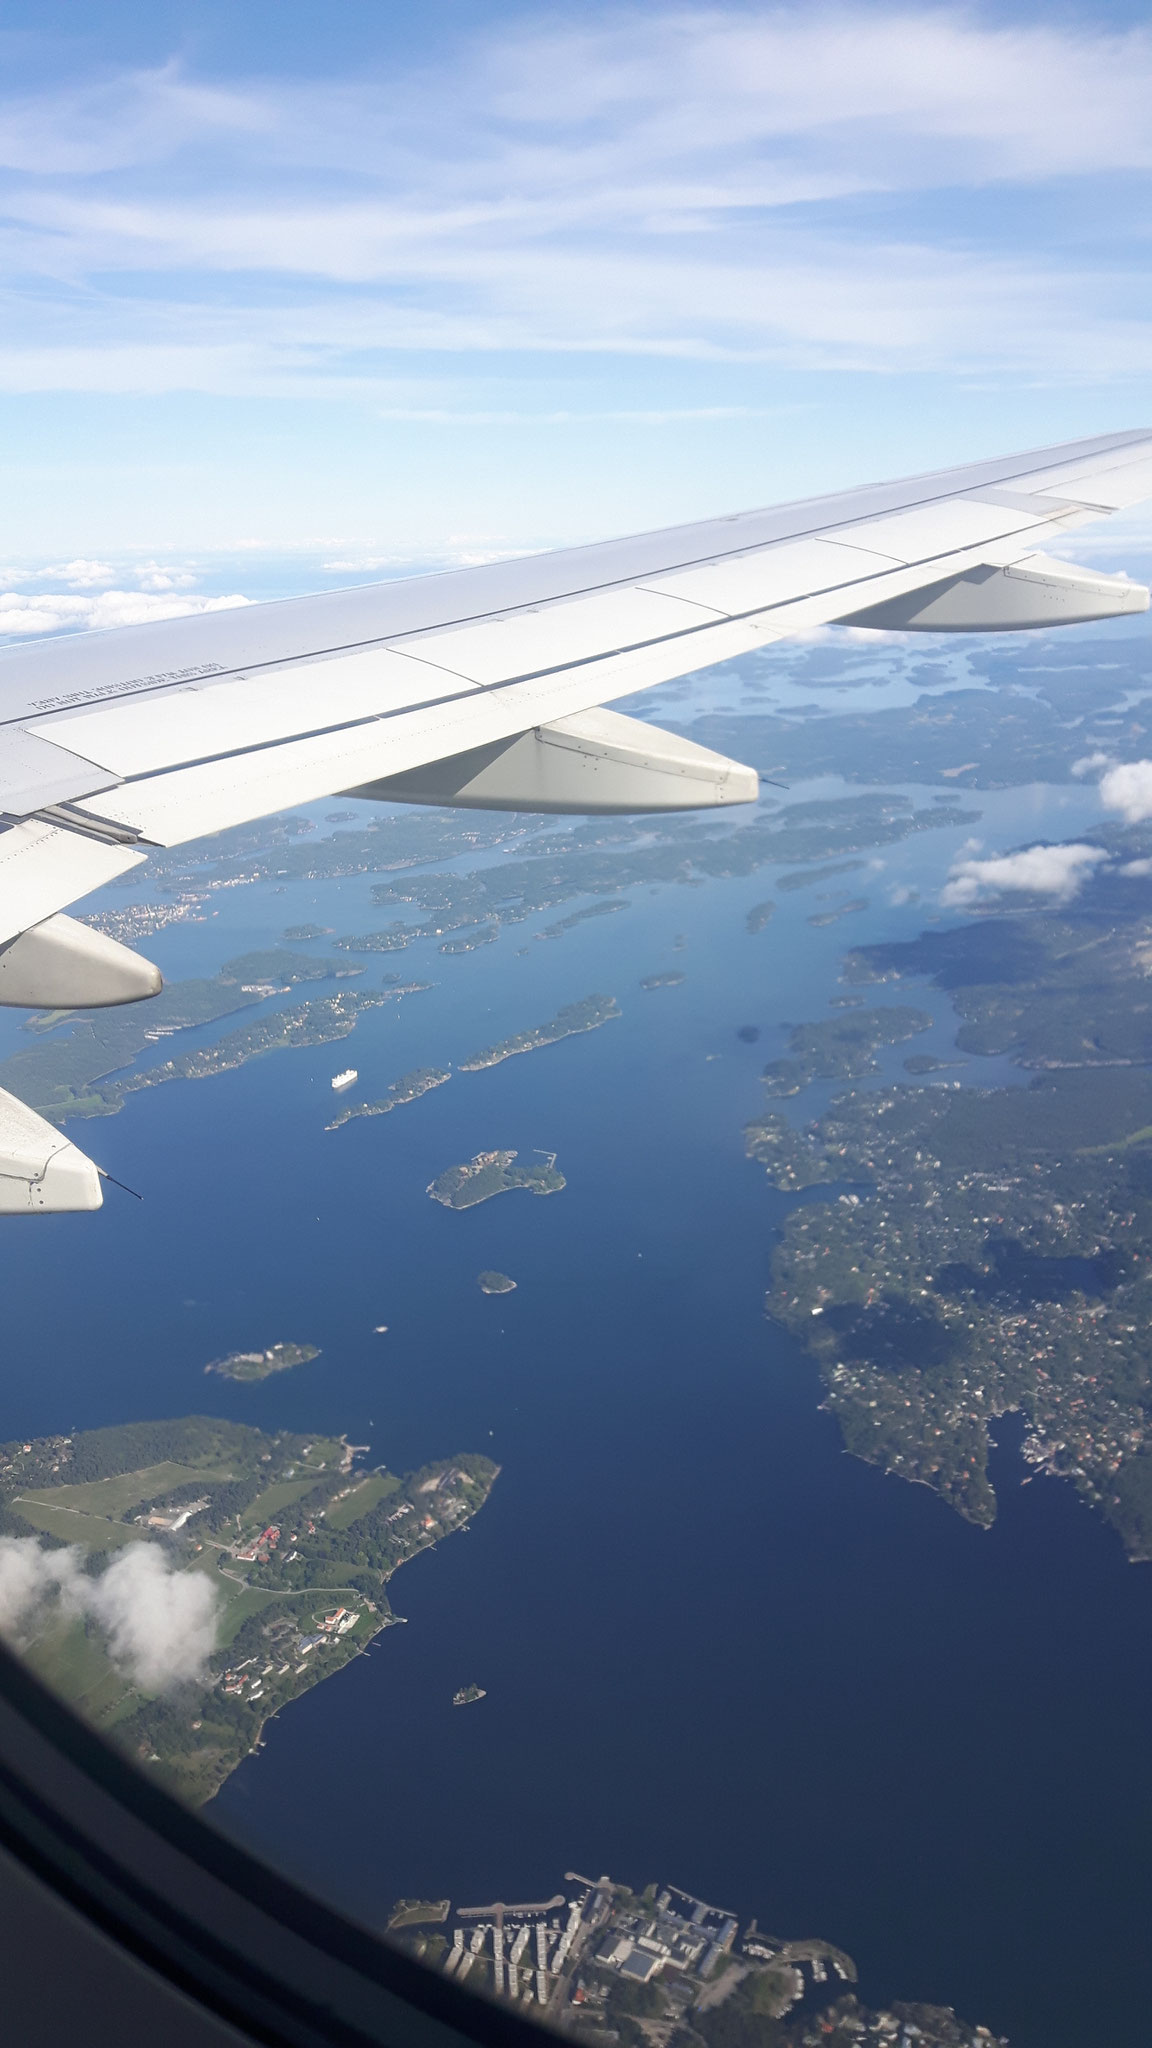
3, 428, 1151, 1209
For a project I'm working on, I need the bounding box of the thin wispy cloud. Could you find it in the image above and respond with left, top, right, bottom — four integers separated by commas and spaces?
2, 8, 1152, 396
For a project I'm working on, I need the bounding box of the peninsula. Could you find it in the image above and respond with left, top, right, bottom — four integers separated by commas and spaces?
749, 832, 1152, 1554
125, 989, 429, 1100
428, 1150, 565, 1209
760, 1005, 932, 1096
0, 1416, 498, 1805
387, 1865, 996, 2048
0, 954, 429, 1125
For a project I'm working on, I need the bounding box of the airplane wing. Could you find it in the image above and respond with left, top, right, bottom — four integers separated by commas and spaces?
3, 426, 1152, 1211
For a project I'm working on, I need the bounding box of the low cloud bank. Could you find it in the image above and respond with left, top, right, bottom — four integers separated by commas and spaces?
941, 842, 1108, 908
0, 1537, 220, 1692
0, 590, 248, 639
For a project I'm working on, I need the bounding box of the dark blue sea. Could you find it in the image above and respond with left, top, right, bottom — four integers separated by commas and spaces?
2, 769, 1148, 2048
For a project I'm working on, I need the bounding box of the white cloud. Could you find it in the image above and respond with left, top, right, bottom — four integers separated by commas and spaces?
1071, 751, 1114, 778
0, 589, 249, 639
941, 842, 1108, 908
89, 1544, 221, 1695
1098, 759, 1152, 825
1120, 858, 1152, 877
0, 1536, 219, 1692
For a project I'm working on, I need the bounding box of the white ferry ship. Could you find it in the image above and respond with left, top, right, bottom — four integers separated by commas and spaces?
330, 1068, 358, 1091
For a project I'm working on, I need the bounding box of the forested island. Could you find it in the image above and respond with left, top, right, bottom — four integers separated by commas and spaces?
333, 924, 420, 953
0, 1416, 497, 1804
428, 1150, 565, 1209
326, 1067, 450, 1129
535, 900, 628, 941
205, 1343, 319, 1382
458, 994, 619, 1070
748, 836, 1152, 1554
640, 971, 686, 990
478, 1272, 517, 1294
806, 897, 869, 928
778, 860, 868, 892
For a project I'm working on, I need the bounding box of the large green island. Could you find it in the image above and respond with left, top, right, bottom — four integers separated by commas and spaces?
0, 1417, 497, 1803
428, 1150, 565, 1209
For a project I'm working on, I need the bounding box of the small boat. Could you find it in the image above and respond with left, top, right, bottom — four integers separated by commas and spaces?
331, 1068, 358, 1091
452, 1684, 486, 1707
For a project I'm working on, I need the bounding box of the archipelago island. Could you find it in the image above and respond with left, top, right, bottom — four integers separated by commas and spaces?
205, 1342, 319, 1382
326, 1067, 451, 1129
458, 993, 619, 1070
429, 1151, 565, 1209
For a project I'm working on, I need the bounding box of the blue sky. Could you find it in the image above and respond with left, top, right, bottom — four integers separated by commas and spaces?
1, 0, 1151, 626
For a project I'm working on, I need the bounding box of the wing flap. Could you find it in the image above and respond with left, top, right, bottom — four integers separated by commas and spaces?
833, 496, 1051, 565
636, 536, 900, 615
0, 727, 121, 816
396, 586, 725, 689
0, 819, 145, 947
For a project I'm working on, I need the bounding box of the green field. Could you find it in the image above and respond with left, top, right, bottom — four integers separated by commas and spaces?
17, 1461, 231, 1521
325, 1472, 401, 1530
244, 1475, 327, 1524
22, 1620, 139, 1725
13, 1500, 143, 1548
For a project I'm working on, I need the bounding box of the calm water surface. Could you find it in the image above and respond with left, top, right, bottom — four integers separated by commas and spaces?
1, 776, 1148, 2048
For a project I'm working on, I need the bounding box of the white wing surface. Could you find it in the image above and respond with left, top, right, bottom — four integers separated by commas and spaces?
2, 427, 1151, 1209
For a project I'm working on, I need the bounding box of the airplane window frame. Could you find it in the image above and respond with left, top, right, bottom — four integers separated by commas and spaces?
0, 1634, 548, 2048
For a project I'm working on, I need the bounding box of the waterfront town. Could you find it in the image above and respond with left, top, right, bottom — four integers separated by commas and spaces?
388, 1874, 1004, 2048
